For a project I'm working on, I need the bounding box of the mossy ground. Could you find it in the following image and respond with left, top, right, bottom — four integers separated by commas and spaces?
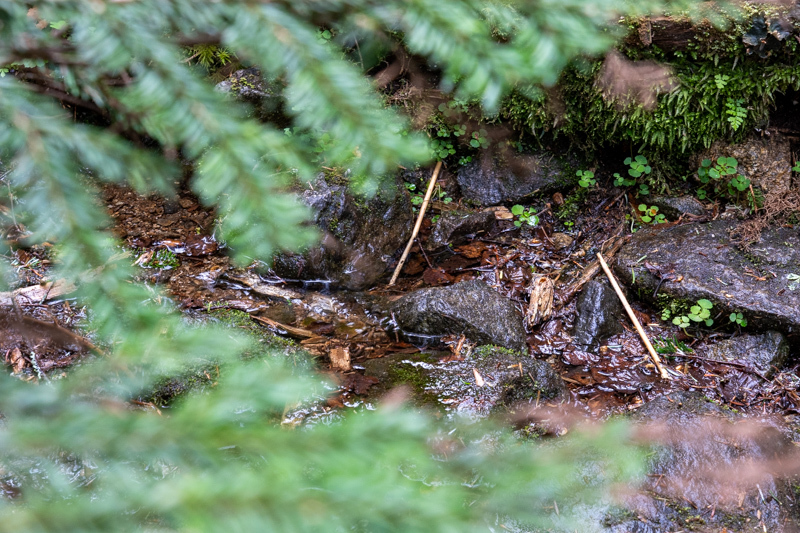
137, 308, 312, 407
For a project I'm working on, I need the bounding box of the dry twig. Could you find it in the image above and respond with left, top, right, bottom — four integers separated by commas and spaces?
389, 161, 442, 286
597, 253, 670, 380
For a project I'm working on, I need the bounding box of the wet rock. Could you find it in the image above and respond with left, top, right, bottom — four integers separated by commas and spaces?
648, 194, 707, 220
572, 280, 625, 350
390, 280, 527, 351
456, 152, 575, 206
548, 232, 574, 250
608, 391, 797, 532
215, 68, 279, 100
273, 174, 413, 290
215, 68, 285, 123
696, 133, 793, 193
362, 346, 567, 418
425, 209, 495, 250
614, 220, 800, 333
702, 330, 789, 378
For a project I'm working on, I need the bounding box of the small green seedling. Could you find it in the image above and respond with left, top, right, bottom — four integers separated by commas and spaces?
625, 155, 651, 178
576, 169, 596, 188
729, 312, 747, 327
652, 335, 693, 355
728, 174, 751, 193
672, 299, 714, 328
433, 185, 452, 204
405, 182, 424, 207
613, 172, 635, 187
698, 157, 737, 184
638, 183, 650, 196
637, 204, 666, 224
469, 128, 489, 149
792, 162, 800, 173
511, 204, 539, 227
614, 155, 650, 187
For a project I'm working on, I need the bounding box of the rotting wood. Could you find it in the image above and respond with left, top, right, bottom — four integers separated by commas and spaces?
389, 160, 442, 286
0, 310, 104, 356
596, 253, 670, 380
558, 232, 628, 307
224, 271, 304, 300
526, 274, 554, 327
0, 279, 76, 307
251, 315, 316, 339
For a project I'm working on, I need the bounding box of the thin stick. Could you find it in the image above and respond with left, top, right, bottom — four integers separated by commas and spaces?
596, 253, 670, 380
389, 161, 442, 286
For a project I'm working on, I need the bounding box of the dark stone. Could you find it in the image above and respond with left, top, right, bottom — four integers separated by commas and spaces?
425, 209, 495, 250
455, 152, 575, 206
215, 68, 279, 100
273, 174, 413, 290
498, 355, 569, 407
572, 280, 625, 350
215, 68, 286, 123
390, 280, 527, 351
702, 330, 789, 378
614, 220, 800, 333
648, 194, 707, 220
608, 391, 796, 532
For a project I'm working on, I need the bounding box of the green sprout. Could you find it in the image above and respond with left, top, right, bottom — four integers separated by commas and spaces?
637, 204, 666, 224
576, 169, 596, 188
511, 204, 539, 227
729, 312, 747, 327
671, 299, 714, 329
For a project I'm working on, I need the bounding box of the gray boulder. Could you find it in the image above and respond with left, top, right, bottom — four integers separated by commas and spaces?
702, 330, 789, 378
648, 194, 707, 220
456, 152, 574, 206
572, 280, 626, 350
215, 68, 285, 122
614, 220, 800, 333
273, 174, 413, 290
390, 280, 527, 351
425, 209, 495, 250
606, 391, 796, 532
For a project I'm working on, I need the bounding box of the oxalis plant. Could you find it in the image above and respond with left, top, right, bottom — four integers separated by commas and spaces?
662, 299, 714, 329
511, 204, 539, 227
613, 155, 652, 196
696, 156, 751, 201
0, 0, 736, 531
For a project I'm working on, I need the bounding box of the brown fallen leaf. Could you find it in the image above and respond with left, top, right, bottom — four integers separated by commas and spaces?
453, 241, 487, 259
472, 367, 485, 387
484, 206, 513, 220
422, 267, 453, 286
329, 345, 351, 372
7, 347, 27, 374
